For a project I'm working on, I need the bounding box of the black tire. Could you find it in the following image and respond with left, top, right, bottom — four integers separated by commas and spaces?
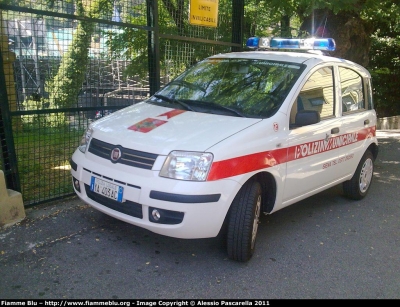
227, 180, 262, 262
343, 150, 374, 200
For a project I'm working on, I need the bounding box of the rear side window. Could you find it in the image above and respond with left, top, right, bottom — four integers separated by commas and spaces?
366, 78, 374, 110
339, 67, 365, 113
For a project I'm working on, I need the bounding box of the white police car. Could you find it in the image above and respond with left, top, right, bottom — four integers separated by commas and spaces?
70, 37, 378, 262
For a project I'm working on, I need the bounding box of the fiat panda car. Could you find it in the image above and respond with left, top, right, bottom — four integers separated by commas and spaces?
70, 37, 378, 262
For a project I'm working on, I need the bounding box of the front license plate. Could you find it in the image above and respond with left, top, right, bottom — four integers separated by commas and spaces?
90, 177, 124, 202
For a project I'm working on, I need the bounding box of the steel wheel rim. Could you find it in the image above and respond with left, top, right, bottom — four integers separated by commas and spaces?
359, 158, 373, 193
251, 194, 262, 249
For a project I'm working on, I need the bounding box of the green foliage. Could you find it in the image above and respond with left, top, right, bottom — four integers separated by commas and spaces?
363, 1, 400, 117
362, 1, 400, 36
13, 126, 82, 202
46, 0, 113, 109
104, 27, 149, 79
368, 36, 400, 117
295, 0, 381, 15
21, 96, 68, 129
47, 20, 95, 108
6, 0, 400, 118
258, 0, 400, 117
105, 0, 237, 80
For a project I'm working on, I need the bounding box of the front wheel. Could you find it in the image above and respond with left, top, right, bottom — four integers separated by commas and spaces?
227, 180, 262, 262
343, 150, 374, 200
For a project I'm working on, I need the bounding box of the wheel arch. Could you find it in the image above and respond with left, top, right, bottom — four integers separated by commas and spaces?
218, 171, 277, 237
368, 142, 379, 161
254, 171, 277, 214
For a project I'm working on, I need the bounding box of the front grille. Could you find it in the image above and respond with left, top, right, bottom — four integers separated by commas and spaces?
85, 184, 143, 219
88, 138, 158, 170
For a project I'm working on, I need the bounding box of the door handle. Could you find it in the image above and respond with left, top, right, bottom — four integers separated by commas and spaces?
364, 119, 370, 125
331, 127, 340, 134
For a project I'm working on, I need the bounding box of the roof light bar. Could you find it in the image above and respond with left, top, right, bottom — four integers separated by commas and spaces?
246, 37, 259, 48
246, 37, 336, 51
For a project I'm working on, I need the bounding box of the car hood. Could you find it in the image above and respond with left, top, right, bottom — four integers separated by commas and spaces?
90, 102, 262, 155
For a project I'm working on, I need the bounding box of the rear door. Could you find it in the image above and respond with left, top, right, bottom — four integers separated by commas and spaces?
335, 65, 377, 177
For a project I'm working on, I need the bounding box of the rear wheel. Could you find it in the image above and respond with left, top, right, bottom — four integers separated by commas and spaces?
227, 180, 262, 262
343, 150, 374, 200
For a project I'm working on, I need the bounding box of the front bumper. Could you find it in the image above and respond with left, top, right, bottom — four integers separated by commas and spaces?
70, 150, 241, 239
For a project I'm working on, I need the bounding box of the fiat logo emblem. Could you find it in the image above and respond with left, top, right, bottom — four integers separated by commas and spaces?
111, 148, 122, 162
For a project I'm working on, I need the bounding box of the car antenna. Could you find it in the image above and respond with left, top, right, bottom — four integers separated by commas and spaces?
311, 1, 315, 37
321, 17, 328, 37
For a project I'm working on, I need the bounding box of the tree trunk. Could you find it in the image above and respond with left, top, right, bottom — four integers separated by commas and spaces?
300, 9, 373, 67
280, 15, 291, 37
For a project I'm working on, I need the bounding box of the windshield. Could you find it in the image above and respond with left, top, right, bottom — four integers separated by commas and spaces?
148, 58, 305, 118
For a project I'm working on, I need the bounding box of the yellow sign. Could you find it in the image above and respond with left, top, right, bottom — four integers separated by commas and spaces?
189, 0, 219, 28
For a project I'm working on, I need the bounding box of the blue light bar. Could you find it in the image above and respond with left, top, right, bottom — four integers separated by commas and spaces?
246, 37, 336, 51
270, 38, 301, 49
246, 37, 260, 48
311, 38, 336, 51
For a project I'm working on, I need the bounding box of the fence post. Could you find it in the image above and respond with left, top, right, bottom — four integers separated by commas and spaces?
0, 170, 25, 227
0, 11, 21, 192
147, 0, 160, 95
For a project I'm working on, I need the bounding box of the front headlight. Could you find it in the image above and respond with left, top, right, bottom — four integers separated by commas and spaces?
160, 151, 213, 181
78, 127, 93, 153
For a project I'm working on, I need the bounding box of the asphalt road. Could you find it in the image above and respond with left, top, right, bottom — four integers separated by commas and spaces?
1, 130, 399, 299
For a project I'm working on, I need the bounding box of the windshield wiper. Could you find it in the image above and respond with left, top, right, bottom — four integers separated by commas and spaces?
153, 95, 245, 117
153, 94, 194, 111
201, 101, 246, 117
169, 80, 206, 92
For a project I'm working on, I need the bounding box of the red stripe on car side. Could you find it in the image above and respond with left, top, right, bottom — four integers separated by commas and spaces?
207, 126, 376, 181
207, 148, 288, 181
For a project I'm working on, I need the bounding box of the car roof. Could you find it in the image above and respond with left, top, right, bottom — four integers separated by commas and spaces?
208, 50, 371, 77
208, 50, 339, 63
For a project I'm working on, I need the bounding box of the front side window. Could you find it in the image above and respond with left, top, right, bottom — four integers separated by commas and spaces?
339, 67, 365, 113
290, 66, 335, 126
149, 58, 305, 118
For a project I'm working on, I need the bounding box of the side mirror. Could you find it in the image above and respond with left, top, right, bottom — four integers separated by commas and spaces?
295, 110, 320, 127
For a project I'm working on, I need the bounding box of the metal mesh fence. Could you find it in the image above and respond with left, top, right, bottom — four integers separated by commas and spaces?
0, 0, 242, 206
